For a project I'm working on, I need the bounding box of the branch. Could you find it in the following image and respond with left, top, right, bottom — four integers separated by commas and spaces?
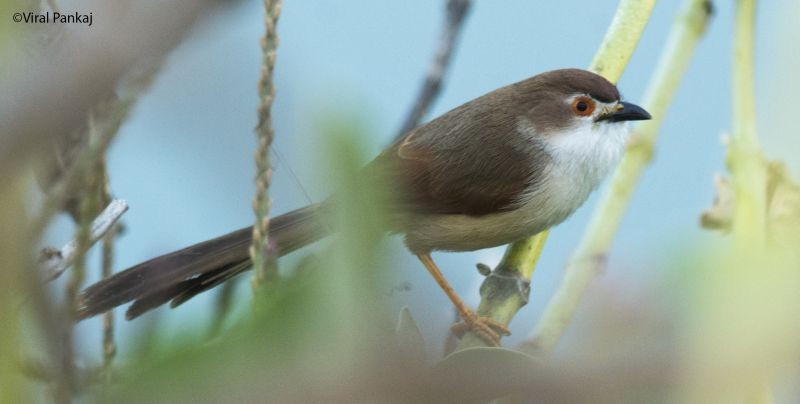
55, 131, 107, 400
521, 0, 712, 356
41, 199, 128, 282
250, 0, 283, 290
729, 1, 773, 402
395, 0, 471, 139
588, 0, 662, 84
100, 223, 118, 377
728, 0, 767, 249
456, 232, 548, 348
456, 0, 657, 350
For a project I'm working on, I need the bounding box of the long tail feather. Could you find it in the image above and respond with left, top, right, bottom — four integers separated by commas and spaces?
78, 203, 328, 320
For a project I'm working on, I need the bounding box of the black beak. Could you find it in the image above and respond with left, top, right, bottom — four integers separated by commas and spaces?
605, 101, 651, 122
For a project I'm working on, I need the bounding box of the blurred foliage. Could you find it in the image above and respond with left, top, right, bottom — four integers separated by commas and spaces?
100, 122, 401, 402
3, 0, 800, 403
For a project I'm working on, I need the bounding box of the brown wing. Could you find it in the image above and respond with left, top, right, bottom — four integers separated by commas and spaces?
371, 96, 550, 217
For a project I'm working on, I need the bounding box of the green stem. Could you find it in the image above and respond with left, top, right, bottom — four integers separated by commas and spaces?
520, 0, 712, 356
457, 231, 548, 349
589, 0, 660, 84
100, 223, 118, 380
456, 0, 657, 350
728, 0, 767, 249
730, 1, 773, 402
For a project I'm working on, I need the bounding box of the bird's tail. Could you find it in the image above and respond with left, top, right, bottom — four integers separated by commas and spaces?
77, 203, 329, 320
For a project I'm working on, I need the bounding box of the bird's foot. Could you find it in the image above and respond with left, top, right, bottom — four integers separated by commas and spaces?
450, 312, 510, 347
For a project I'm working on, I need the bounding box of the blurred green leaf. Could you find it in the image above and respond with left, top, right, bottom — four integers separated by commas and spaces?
103, 114, 401, 403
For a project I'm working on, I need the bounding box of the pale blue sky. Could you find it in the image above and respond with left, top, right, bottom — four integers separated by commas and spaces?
53, 0, 800, 356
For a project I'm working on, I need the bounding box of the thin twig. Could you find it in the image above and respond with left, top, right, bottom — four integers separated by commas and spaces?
57, 124, 105, 402
456, 0, 658, 349
32, 56, 170, 238
41, 199, 128, 282
250, 0, 283, 291
395, 0, 471, 139
520, 0, 712, 356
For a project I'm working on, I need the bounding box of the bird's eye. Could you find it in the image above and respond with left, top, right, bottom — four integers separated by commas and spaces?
571, 96, 595, 117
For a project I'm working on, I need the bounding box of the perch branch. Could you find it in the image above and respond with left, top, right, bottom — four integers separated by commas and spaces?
456, 231, 548, 348
521, 0, 712, 355
250, 0, 283, 290
395, 0, 471, 139
457, 0, 658, 349
41, 199, 128, 282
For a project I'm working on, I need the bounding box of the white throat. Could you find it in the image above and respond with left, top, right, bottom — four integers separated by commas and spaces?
545, 120, 629, 189
515, 119, 630, 232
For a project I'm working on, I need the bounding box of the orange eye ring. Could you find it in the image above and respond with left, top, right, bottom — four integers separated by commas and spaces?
571, 96, 595, 117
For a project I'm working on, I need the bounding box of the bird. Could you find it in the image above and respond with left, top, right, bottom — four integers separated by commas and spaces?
78, 68, 651, 346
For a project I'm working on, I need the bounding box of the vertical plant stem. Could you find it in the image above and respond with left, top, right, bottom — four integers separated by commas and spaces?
456, 0, 657, 349
588, 0, 660, 84
250, 0, 283, 291
728, 0, 766, 249
100, 223, 117, 378
521, 0, 712, 355
730, 1, 773, 402
56, 115, 103, 402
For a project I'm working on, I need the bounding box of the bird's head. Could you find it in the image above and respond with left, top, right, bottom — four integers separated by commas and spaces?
517, 68, 652, 177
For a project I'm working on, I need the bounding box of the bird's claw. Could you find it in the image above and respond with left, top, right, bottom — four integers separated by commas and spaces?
450, 313, 510, 346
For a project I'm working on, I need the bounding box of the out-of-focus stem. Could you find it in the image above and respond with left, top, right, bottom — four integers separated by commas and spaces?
728, 0, 767, 249
41, 199, 128, 282
57, 119, 106, 402
456, 0, 657, 349
101, 224, 118, 378
730, 1, 773, 402
589, 0, 660, 84
250, 0, 282, 291
521, 0, 712, 355
395, 0, 471, 138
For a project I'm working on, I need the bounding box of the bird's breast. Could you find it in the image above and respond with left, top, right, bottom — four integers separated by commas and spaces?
403, 122, 628, 253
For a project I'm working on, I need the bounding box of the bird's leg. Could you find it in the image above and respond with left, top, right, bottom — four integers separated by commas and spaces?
416, 253, 510, 346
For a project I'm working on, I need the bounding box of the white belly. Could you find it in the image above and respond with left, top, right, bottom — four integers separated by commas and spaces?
405, 121, 628, 252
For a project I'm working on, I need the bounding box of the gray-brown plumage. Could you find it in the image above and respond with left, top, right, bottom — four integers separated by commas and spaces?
79, 204, 327, 319
78, 69, 649, 324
